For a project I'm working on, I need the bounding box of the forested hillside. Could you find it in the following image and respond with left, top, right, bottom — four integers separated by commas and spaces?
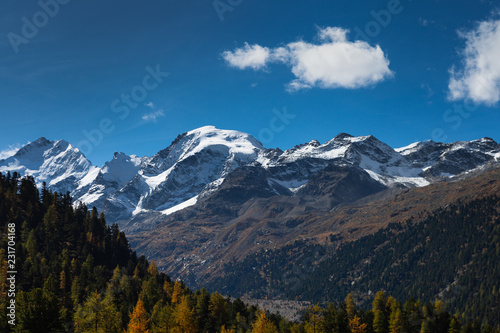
1, 172, 499, 332
209, 195, 500, 325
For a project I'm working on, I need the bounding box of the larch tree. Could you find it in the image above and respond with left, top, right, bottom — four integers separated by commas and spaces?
74, 291, 122, 333
345, 293, 357, 321
304, 304, 324, 333
127, 298, 150, 333
349, 314, 368, 333
251, 311, 279, 333
173, 295, 198, 333
389, 307, 403, 333
172, 281, 184, 304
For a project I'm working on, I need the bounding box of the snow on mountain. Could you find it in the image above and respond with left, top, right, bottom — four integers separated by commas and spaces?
2, 128, 499, 225
0, 137, 93, 194
72, 126, 266, 222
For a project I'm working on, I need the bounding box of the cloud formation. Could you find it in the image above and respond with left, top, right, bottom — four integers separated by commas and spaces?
222, 27, 393, 91
222, 43, 271, 70
143, 102, 165, 122
449, 19, 500, 106
142, 110, 165, 122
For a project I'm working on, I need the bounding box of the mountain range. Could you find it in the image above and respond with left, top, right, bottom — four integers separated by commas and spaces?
2, 126, 500, 294
1, 126, 499, 225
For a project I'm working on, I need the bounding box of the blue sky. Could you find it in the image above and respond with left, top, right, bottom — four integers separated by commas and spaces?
1, 0, 499, 166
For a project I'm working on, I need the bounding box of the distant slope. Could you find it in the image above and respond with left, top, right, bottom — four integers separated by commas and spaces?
130, 166, 500, 298
206, 187, 500, 324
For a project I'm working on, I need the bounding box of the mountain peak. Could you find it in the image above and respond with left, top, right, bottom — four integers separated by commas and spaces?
180, 126, 264, 157
14, 137, 54, 157
334, 133, 354, 140
33, 137, 52, 145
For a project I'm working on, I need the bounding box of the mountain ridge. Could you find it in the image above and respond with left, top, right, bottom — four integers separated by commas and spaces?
1, 127, 499, 226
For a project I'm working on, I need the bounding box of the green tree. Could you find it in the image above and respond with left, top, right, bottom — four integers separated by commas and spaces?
448, 317, 461, 333
74, 291, 122, 333
304, 304, 324, 333
346, 293, 357, 321
373, 291, 388, 333
420, 319, 430, 333
17, 288, 64, 333
150, 300, 173, 333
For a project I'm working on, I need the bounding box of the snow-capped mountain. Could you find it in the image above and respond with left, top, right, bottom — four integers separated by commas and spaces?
0, 137, 95, 194
75, 126, 265, 222
1, 127, 499, 225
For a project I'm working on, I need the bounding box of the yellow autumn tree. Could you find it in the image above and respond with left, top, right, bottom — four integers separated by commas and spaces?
349, 315, 367, 333
172, 281, 183, 304
74, 291, 122, 333
251, 311, 279, 333
220, 325, 236, 333
173, 295, 197, 333
164, 281, 174, 302
147, 261, 158, 278
127, 298, 149, 333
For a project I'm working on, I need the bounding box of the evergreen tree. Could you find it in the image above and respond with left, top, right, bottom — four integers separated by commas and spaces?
17, 288, 64, 333
373, 291, 389, 333
150, 300, 173, 333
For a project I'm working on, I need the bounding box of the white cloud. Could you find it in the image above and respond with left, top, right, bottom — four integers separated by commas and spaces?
448, 19, 500, 106
142, 110, 165, 122
222, 43, 271, 70
145, 101, 155, 109
0, 144, 22, 160
221, 27, 393, 91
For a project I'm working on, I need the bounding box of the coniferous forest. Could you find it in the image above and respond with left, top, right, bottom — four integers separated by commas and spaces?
1, 172, 500, 333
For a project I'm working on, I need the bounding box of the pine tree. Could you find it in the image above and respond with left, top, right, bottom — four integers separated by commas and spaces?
210, 291, 227, 330
150, 300, 173, 333
147, 261, 159, 278
17, 288, 64, 333
373, 291, 389, 333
